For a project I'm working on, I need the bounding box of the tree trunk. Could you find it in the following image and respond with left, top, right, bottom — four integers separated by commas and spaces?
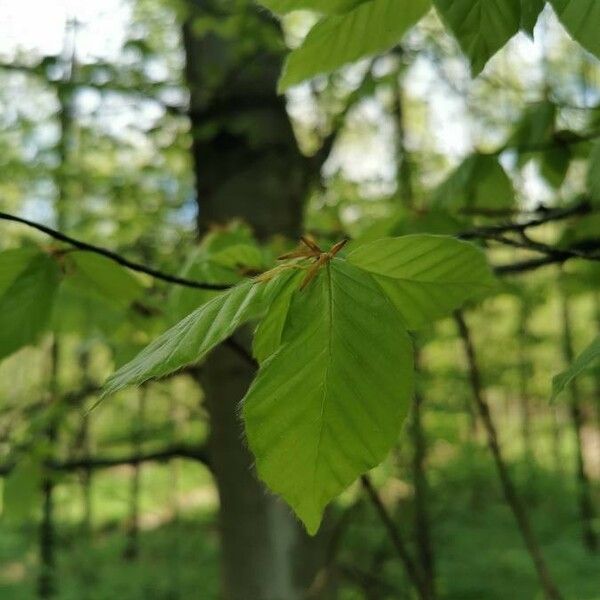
181, 3, 329, 598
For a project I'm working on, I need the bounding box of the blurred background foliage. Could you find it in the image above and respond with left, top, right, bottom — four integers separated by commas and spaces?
0, 0, 599, 598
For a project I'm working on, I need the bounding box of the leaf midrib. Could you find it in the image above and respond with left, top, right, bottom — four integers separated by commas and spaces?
312, 263, 334, 506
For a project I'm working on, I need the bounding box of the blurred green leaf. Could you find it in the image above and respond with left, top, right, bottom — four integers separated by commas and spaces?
549, 0, 600, 60
509, 101, 557, 164
278, 0, 430, 91
2, 456, 42, 523
0, 252, 61, 359
104, 271, 296, 396
252, 270, 302, 363
433, 153, 515, 210
552, 336, 600, 399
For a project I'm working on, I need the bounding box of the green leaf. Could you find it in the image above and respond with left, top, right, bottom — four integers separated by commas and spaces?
253, 271, 302, 363
168, 225, 253, 322
2, 457, 42, 523
257, 0, 364, 14
279, 0, 431, 91
433, 153, 515, 210
347, 235, 495, 329
0, 247, 39, 297
509, 101, 556, 150
521, 0, 545, 36
211, 244, 266, 270
168, 253, 235, 323
51, 276, 126, 336
243, 260, 414, 533
540, 145, 571, 188
549, 0, 600, 60
433, 0, 521, 76
104, 272, 294, 395
552, 336, 600, 400
587, 140, 600, 202
68, 252, 143, 308
0, 252, 61, 359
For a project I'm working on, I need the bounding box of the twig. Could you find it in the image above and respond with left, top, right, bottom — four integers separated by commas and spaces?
454, 311, 563, 600
360, 475, 431, 600
0, 211, 231, 291
0, 444, 210, 477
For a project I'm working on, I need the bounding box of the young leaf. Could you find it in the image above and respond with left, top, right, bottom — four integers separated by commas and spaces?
549, 0, 600, 60
0, 252, 61, 359
243, 260, 414, 534
552, 336, 600, 400
278, 0, 431, 91
347, 235, 495, 329
252, 270, 302, 363
433, 0, 521, 76
103, 272, 294, 395
521, 0, 545, 36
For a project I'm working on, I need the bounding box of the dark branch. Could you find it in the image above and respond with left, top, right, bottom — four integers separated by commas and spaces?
0, 444, 210, 477
458, 200, 592, 240
0, 211, 231, 291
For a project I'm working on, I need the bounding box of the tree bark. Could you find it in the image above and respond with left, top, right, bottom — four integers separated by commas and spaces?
181, 2, 329, 598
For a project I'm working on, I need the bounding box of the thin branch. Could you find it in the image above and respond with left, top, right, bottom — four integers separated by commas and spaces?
361, 475, 431, 600
489, 234, 600, 274
0, 444, 210, 477
0, 211, 231, 290
454, 311, 563, 600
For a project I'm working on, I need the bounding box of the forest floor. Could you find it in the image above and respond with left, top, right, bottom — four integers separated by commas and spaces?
1, 409, 599, 600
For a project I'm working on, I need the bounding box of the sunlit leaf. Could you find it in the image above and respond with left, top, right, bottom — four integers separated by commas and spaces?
279, 0, 431, 91
347, 235, 495, 329
434, 0, 521, 75
68, 252, 144, 308
252, 270, 302, 363
243, 260, 414, 533
0, 247, 39, 297
104, 272, 295, 395
587, 140, 600, 202
2, 456, 42, 523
